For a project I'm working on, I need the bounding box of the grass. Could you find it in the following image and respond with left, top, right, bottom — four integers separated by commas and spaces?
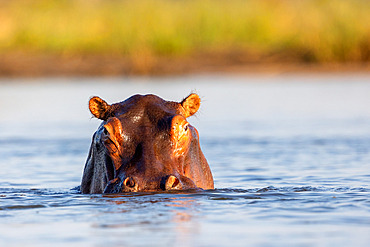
0, 0, 369, 64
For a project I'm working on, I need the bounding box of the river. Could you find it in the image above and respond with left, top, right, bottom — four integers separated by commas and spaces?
0, 74, 370, 246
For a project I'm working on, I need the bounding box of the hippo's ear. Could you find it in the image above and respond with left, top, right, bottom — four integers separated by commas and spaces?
89, 96, 111, 120
181, 93, 200, 118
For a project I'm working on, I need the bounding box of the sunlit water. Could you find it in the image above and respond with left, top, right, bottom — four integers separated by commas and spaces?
0, 74, 370, 247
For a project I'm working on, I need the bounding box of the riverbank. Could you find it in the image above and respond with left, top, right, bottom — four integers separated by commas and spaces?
1, 52, 369, 77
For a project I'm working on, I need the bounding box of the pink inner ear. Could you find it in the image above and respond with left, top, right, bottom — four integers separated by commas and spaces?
89, 96, 111, 120
181, 94, 200, 118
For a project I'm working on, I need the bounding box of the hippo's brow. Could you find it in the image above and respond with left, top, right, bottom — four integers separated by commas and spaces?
157, 117, 172, 132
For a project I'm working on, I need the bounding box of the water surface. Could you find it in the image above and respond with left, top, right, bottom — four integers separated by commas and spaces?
1, 74, 370, 246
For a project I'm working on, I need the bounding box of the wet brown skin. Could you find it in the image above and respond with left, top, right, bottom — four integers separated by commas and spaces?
80, 93, 214, 194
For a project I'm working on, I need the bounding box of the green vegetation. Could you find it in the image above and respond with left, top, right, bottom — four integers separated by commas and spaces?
1, 0, 369, 63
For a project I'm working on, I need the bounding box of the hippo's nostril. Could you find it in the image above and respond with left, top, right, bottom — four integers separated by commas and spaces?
123, 177, 136, 188
164, 175, 180, 190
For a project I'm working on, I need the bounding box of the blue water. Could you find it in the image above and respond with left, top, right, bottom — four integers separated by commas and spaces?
1, 74, 370, 246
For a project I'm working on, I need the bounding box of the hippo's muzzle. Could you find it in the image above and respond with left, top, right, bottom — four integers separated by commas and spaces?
103, 174, 197, 193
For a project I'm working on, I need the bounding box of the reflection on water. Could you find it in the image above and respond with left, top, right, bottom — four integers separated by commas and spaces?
93, 193, 200, 247
2, 186, 369, 246
0, 75, 370, 246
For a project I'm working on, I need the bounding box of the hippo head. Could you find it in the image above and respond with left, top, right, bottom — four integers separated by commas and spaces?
80, 94, 214, 194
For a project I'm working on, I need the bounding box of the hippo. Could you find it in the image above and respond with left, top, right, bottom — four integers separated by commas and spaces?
80, 93, 214, 194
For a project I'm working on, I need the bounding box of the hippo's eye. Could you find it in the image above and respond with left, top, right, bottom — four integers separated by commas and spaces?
174, 123, 189, 140
101, 120, 123, 159
170, 116, 191, 157
102, 127, 113, 142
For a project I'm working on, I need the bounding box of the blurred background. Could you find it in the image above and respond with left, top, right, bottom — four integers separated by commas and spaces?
0, 0, 369, 76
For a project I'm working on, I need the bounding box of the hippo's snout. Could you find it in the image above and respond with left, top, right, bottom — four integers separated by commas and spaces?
103, 177, 123, 193
103, 176, 138, 193
161, 175, 180, 190
103, 174, 196, 193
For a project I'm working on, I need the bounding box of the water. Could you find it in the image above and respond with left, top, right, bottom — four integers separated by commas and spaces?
0, 74, 370, 247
